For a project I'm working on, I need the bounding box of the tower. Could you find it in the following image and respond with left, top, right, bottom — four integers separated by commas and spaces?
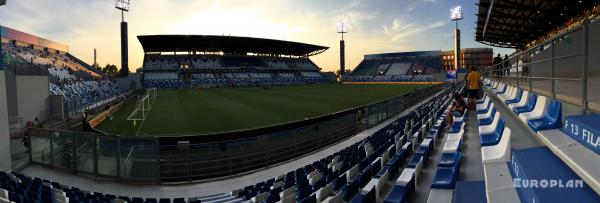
450, 6, 463, 70
337, 21, 348, 81
116, 0, 131, 77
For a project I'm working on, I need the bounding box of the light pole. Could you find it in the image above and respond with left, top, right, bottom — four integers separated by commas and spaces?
450, 6, 463, 71
0, 0, 6, 71
115, 0, 131, 77
337, 21, 348, 82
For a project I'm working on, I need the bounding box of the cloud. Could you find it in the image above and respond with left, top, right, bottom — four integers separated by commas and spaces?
407, 0, 439, 12
0, 0, 512, 73
386, 19, 447, 41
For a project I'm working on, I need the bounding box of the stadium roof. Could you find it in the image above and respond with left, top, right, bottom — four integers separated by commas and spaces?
137, 35, 329, 57
475, 0, 599, 49
364, 51, 441, 60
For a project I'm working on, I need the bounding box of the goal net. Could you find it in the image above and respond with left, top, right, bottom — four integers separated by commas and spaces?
127, 88, 157, 128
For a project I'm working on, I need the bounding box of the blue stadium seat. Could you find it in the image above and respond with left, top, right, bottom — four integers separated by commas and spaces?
438, 151, 461, 167
415, 139, 432, 158
431, 166, 458, 189
384, 169, 415, 203
296, 186, 312, 201
350, 184, 375, 203
494, 84, 508, 95
490, 82, 500, 91
333, 174, 347, 192
299, 193, 316, 203
383, 185, 409, 203
477, 99, 493, 114
477, 93, 488, 104
505, 89, 523, 105
480, 118, 506, 146
407, 155, 424, 168
342, 180, 359, 201
513, 93, 537, 115
385, 157, 402, 179
478, 108, 497, 126
528, 100, 562, 132
449, 121, 464, 134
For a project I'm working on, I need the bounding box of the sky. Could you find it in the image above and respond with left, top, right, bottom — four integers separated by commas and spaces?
0, 0, 514, 72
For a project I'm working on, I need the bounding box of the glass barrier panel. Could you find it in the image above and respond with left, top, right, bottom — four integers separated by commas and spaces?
30, 129, 51, 165
11, 132, 29, 170
51, 131, 74, 170
367, 104, 379, 127
119, 137, 159, 182
97, 136, 119, 177
74, 132, 95, 174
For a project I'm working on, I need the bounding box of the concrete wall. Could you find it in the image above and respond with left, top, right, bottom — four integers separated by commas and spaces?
114, 73, 142, 91
4, 70, 18, 119
0, 71, 12, 171
49, 95, 65, 120
15, 75, 49, 123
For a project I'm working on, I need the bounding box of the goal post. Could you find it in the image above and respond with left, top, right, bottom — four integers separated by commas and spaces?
127, 88, 157, 131
147, 88, 157, 101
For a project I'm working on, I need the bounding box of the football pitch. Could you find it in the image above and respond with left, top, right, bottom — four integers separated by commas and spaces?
95, 84, 431, 136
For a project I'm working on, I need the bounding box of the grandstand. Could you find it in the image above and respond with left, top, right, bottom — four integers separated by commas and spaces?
1, 26, 127, 115
344, 51, 442, 83
138, 35, 331, 89
2, 0, 600, 203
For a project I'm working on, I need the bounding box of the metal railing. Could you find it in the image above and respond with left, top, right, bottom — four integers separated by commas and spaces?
481, 17, 600, 114
24, 84, 444, 184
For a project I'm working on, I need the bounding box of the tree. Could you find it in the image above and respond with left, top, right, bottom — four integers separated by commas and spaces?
335, 69, 352, 78
102, 64, 118, 76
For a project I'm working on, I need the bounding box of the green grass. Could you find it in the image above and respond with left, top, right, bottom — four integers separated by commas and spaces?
96, 84, 430, 136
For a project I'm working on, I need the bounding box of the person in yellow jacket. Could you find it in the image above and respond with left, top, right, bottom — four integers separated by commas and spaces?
466, 66, 481, 108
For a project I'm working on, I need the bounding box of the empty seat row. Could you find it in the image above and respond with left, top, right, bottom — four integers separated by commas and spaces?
481, 78, 600, 202
233, 83, 463, 203
482, 79, 562, 133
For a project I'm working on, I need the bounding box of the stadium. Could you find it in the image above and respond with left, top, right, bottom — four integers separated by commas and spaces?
0, 0, 600, 203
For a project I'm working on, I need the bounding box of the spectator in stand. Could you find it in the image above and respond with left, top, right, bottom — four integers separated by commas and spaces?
445, 93, 466, 128
466, 66, 481, 109
503, 54, 509, 76
493, 54, 502, 77
34, 117, 41, 128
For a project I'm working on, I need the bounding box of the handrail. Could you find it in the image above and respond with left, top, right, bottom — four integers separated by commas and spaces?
123, 145, 137, 178
481, 18, 596, 115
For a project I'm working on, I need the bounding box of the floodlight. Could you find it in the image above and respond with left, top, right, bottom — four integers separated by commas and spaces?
0, 0, 6, 6
115, 0, 130, 11
337, 21, 348, 34
450, 6, 463, 21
